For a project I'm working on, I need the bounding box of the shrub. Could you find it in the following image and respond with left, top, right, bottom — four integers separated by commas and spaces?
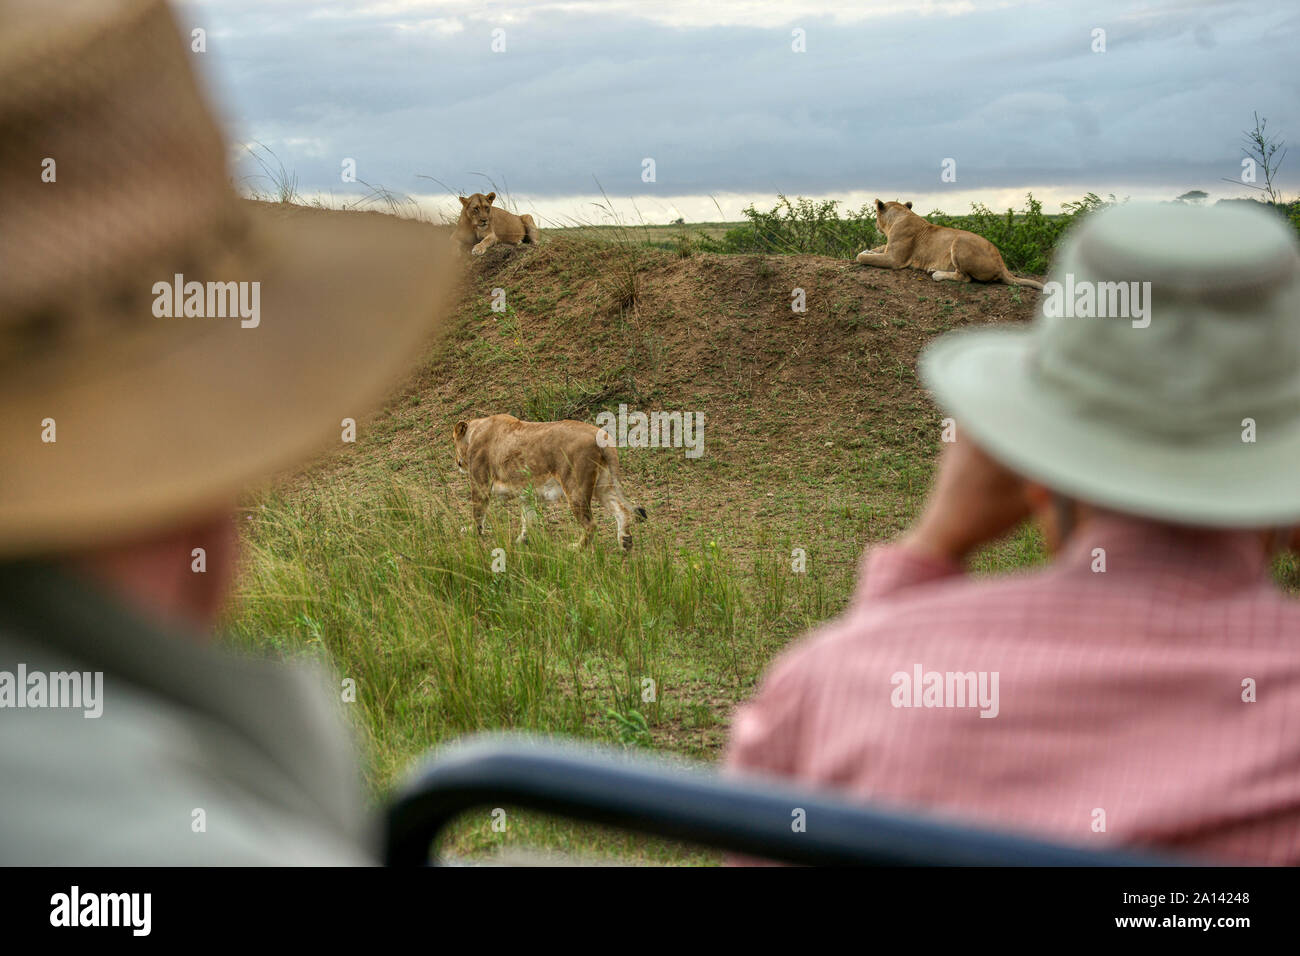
1283, 200, 1300, 241
704, 194, 882, 258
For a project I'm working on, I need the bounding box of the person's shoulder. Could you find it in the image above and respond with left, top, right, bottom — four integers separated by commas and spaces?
772, 563, 1065, 679
0, 698, 373, 864
755, 611, 882, 697
0, 633, 374, 865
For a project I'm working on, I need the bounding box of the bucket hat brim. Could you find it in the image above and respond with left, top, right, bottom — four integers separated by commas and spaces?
0, 202, 459, 556
921, 325, 1300, 528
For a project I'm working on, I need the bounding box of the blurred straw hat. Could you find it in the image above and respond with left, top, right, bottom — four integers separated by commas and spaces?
0, 0, 457, 556
921, 200, 1300, 527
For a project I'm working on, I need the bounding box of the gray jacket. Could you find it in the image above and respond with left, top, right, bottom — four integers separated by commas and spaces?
0, 563, 375, 864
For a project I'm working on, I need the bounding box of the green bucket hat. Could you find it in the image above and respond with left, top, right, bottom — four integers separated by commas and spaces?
919, 201, 1300, 528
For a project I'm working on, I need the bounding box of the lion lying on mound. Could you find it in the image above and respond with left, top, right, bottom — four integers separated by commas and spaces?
452, 192, 539, 256
855, 199, 1044, 290
453, 414, 648, 550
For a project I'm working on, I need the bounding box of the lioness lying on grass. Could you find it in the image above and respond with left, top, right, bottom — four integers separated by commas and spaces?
453, 414, 648, 550
452, 192, 539, 256
856, 199, 1044, 290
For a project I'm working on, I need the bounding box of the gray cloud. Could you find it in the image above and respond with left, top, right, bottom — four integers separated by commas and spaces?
182, 0, 1300, 203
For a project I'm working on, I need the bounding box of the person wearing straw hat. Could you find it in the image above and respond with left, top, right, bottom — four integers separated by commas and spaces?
728, 200, 1300, 863
0, 0, 455, 862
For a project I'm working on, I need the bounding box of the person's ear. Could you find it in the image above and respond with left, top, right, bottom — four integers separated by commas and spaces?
1025, 483, 1076, 554
1023, 482, 1052, 512
453, 420, 468, 440
905, 201, 913, 209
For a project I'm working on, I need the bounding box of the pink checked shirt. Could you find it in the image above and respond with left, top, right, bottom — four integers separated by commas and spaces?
726, 515, 1300, 863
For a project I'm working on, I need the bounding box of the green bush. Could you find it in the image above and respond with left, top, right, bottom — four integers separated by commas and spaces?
704, 194, 882, 258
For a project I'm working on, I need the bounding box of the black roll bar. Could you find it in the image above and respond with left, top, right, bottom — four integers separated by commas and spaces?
384, 735, 1184, 866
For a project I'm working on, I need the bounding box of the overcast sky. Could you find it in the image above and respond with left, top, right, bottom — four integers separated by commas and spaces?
179, 0, 1300, 224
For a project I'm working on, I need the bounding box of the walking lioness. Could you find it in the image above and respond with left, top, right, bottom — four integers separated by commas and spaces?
453, 414, 647, 550
452, 192, 539, 256
855, 199, 1044, 290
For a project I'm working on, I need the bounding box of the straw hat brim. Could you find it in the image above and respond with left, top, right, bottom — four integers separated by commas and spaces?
920, 326, 1300, 528
0, 203, 460, 556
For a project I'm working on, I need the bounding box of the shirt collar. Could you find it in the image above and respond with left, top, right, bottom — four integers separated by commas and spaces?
1056, 513, 1272, 587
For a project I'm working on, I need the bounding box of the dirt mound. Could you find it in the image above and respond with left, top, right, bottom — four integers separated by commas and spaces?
285, 214, 1042, 559
411, 233, 1038, 467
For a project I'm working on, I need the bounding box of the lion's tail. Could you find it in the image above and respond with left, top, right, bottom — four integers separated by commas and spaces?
598, 441, 647, 521
1003, 271, 1044, 291
520, 214, 540, 244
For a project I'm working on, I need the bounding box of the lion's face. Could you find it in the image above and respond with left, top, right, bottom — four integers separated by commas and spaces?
460, 192, 496, 230
453, 420, 470, 472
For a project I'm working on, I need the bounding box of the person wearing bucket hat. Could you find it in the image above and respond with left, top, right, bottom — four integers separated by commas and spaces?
728, 200, 1300, 863
0, 1, 457, 862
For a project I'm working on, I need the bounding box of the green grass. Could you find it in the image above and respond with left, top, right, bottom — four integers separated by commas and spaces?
225, 477, 839, 862
223, 446, 1065, 863
225, 407, 1300, 863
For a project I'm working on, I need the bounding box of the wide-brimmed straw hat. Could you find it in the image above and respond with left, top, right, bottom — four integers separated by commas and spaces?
0, 0, 458, 557
921, 200, 1300, 527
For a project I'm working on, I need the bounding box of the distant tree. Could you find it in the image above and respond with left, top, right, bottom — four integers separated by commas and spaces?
1175, 189, 1208, 204
671, 216, 685, 225
1222, 111, 1288, 205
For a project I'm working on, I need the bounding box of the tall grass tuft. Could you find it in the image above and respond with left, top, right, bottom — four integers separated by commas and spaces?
242, 142, 300, 204
225, 478, 830, 797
